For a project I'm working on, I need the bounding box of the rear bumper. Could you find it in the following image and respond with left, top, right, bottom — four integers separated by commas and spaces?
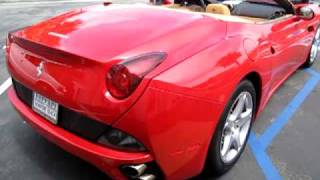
7, 87, 153, 179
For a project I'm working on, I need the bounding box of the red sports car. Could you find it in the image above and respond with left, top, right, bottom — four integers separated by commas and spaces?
5, 0, 320, 179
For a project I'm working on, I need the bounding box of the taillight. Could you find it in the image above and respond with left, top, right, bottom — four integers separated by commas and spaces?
106, 52, 167, 99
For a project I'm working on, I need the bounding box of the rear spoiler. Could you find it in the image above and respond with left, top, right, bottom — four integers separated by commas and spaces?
8, 33, 95, 65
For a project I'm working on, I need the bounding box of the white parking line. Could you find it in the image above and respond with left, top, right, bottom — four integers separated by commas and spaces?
0, 78, 12, 96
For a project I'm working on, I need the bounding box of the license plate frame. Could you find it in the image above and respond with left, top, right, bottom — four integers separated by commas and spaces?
32, 92, 59, 124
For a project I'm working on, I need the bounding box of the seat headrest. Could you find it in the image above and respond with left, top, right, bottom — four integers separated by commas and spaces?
206, 4, 231, 15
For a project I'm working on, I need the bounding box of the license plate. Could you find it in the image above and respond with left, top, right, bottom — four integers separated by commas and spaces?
32, 92, 59, 124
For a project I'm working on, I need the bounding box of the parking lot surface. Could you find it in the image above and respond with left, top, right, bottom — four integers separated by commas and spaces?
1, 1, 320, 180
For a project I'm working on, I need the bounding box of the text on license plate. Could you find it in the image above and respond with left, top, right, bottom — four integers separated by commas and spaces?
32, 92, 59, 124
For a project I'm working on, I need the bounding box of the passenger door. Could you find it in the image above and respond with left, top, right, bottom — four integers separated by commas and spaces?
269, 16, 311, 88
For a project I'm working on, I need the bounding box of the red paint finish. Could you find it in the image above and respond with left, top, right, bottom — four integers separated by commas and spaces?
7, 87, 151, 179
5, 3, 320, 179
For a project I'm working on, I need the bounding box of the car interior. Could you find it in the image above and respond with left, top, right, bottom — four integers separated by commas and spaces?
161, 0, 298, 23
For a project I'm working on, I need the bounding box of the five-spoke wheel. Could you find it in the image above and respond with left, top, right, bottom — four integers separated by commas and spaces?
220, 92, 253, 163
206, 80, 256, 175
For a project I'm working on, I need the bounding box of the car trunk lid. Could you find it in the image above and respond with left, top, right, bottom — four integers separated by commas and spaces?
7, 4, 227, 125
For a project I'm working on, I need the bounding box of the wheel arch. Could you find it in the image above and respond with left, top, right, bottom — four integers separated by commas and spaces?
241, 71, 262, 117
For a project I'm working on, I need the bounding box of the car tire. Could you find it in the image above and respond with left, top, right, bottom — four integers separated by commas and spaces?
303, 26, 320, 68
205, 80, 256, 176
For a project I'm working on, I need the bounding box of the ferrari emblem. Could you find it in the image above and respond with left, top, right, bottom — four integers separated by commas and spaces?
36, 61, 44, 77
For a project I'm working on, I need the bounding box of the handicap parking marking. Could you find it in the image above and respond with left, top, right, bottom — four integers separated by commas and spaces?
258, 75, 319, 150
0, 78, 12, 96
249, 133, 282, 180
307, 68, 320, 78
249, 69, 320, 180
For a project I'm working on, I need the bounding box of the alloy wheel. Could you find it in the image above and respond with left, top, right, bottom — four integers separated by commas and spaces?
220, 92, 253, 163
310, 28, 320, 63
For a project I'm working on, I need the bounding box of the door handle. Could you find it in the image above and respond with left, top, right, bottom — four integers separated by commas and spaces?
270, 46, 276, 54
307, 26, 315, 32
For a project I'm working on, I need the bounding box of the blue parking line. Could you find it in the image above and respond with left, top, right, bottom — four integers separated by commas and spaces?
259, 76, 319, 149
249, 69, 320, 180
249, 133, 282, 180
307, 69, 320, 78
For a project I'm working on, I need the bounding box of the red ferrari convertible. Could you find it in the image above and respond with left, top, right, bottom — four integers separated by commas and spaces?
5, 0, 320, 179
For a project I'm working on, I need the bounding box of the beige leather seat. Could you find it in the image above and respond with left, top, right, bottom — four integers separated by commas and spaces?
206, 4, 231, 15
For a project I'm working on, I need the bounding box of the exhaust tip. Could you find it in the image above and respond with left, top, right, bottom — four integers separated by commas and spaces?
137, 174, 156, 180
122, 164, 147, 178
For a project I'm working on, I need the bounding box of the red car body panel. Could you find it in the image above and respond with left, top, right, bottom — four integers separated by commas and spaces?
8, 4, 227, 125
6, 2, 320, 180
7, 87, 152, 179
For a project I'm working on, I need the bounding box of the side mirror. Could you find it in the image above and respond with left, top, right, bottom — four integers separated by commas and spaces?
297, 7, 315, 20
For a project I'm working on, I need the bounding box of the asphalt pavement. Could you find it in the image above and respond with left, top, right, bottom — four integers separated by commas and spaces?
1, 1, 320, 180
